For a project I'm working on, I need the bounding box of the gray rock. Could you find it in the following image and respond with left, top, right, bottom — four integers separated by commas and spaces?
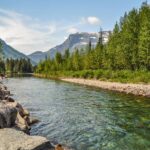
0, 103, 17, 128
0, 128, 54, 150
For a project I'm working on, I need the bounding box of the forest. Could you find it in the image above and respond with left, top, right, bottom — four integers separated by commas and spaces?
0, 58, 33, 74
35, 2, 150, 83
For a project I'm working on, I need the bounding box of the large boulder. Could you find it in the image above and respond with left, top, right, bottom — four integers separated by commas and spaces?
0, 103, 17, 128
0, 128, 54, 150
0, 101, 30, 132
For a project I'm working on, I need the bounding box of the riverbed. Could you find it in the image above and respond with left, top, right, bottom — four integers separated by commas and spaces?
4, 77, 150, 150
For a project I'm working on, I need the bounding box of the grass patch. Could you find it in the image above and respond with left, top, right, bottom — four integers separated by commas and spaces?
35, 70, 150, 83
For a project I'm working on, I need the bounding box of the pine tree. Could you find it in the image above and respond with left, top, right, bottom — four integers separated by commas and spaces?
55, 52, 63, 70
72, 49, 82, 71
121, 9, 140, 70
0, 41, 4, 60
93, 28, 105, 69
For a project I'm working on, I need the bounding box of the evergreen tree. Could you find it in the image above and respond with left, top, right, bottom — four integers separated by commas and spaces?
36, 2, 150, 74
121, 9, 140, 70
72, 49, 82, 71
0, 41, 4, 60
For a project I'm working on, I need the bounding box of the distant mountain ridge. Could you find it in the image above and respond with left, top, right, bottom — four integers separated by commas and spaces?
0, 39, 28, 59
0, 39, 36, 65
28, 51, 46, 64
28, 32, 111, 63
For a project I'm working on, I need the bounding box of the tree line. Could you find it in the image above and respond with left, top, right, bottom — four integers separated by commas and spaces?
0, 58, 33, 74
0, 42, 5, 73
36, 2, 150, 75
5, 58, 33, 73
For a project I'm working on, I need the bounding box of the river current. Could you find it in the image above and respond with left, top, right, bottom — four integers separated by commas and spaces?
5, 77, 150, 150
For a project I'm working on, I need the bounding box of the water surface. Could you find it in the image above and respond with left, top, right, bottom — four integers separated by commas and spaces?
5, 77, 150, 150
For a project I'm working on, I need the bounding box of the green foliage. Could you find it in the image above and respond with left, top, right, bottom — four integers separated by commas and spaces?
139, 3, 150, 70
0, 60, 5, 73
5, 58, 33, 73
36, 2, 150, 83
0, 41, 4, 60
0, 41, 5, 73
0, 41, 33, 74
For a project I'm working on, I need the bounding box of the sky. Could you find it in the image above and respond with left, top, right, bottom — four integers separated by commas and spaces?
0, 0, 149, 54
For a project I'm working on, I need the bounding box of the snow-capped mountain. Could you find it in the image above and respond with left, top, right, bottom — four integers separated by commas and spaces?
28, 32, 111, 63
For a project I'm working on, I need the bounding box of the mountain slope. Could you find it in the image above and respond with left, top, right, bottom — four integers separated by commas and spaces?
0, 39, 28, 59
0, 39, 36, 65
47, 32, 99, 57
28, 32, 111, 63
28, 51, 46, 63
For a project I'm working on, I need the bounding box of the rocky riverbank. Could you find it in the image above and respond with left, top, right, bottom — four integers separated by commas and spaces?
61, 78, 150, 97
0, 82, 69, 150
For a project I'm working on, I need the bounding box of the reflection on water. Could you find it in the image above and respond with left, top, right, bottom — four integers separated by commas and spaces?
5, 77, 150, 150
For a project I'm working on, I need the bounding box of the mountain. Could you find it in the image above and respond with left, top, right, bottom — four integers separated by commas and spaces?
28, 32, 111, 63
28, 51, 46, 64
0, 39, 36, 65
0, 39, 28, 59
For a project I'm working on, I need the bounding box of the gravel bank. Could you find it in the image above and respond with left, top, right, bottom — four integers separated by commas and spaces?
61, 78, 150, 97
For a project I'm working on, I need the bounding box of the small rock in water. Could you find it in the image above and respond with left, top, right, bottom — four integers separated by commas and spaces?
55, 144, 64, 150
29, 117, 40, 125
55, 144, 72, 150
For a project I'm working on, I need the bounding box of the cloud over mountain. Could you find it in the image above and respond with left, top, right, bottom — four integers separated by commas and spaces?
0, 8, 58, 54
0, 8, 102, 54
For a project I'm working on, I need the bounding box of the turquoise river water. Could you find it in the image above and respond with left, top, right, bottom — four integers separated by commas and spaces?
5, 77, 150, 150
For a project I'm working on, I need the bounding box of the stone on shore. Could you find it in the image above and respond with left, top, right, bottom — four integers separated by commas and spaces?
0, 128, 54, 150
0, 102, 17, 128
0, 100, 31, 132
62, 78, 150, 97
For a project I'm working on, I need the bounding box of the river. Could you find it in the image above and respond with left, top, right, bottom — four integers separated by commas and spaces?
5, 77, 150, 150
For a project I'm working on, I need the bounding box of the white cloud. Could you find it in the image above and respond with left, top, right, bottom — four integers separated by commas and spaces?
82, 16, 101, 25
0, 8, 58, 54
67, 27, 78, 34
0, 9, 101, 54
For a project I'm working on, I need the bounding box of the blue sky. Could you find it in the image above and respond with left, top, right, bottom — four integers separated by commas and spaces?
0, 0, 149, 54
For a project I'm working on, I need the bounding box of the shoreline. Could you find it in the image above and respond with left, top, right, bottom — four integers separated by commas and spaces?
0, 81, 70, 150
61, 78, 150, 97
